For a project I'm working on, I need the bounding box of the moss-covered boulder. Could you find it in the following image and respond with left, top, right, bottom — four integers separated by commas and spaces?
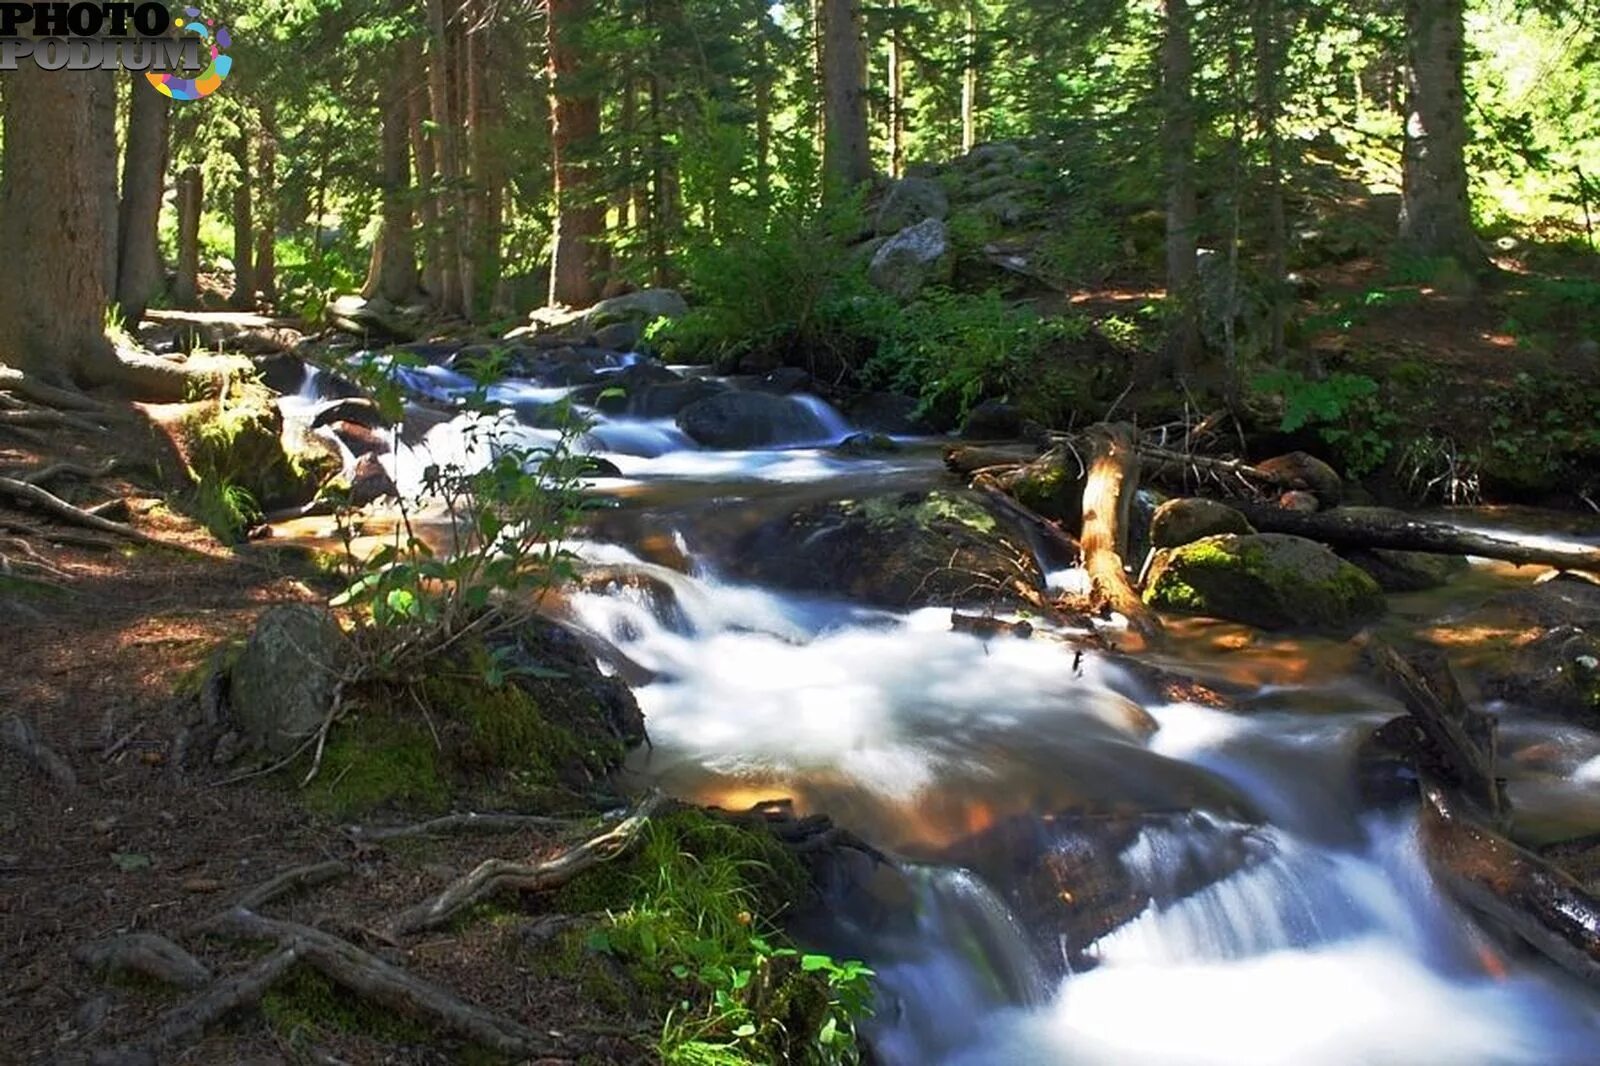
1149, 498, 1256, 550
728, 490, 1043, 609
1340, 548, 1467, 592
1144, 533, 1386, 634
177, 376, 330, 511
304, 618, 646, 818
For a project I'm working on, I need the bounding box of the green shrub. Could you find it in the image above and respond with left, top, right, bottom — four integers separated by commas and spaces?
1249, 368, 1400, 477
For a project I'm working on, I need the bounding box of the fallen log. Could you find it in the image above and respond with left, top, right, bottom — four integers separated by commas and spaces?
1366, 641, 1507, 825
1080, 423, 1163, 646
951, 612, 1034, 639
1230, 502, 1600, 574
1421, 784, 1600, 991
943, 443, 1040, 478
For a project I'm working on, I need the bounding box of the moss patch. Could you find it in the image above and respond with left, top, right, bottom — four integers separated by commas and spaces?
303, 713, 447, 819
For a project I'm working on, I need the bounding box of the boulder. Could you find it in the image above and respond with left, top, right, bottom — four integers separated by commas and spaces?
1258, 451, 1343, 506
613, 378, 729, 419
676, 390, 832, 449
727, 490, 1043, 609
834, 432, 900, 457
1149, 498, 1256, 550
1144, 533, 1386, 634
583, 288, 689, 328
1482, 627, 1600, 729
229, 606, 349, 755
960, 399, 1025, 440
750, 367, 813, 395
594, 319, 644, 353
310, 397, 387, 431
874, 176, 950, 236
572, 360, 682, 407
842, 391, 933, 435
1340, 548, 1467, 592
868, 218, 953, 300
327, 294, 419, 341
347, 453, 398, 506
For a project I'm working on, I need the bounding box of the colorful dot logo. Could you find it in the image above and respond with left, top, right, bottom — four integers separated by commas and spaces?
146, 8, 232, 100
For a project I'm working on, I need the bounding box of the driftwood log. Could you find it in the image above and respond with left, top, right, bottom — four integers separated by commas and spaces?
1232, 502, 1600, 574
1080, 424, 1163, 645
1422, 785, 1600, 991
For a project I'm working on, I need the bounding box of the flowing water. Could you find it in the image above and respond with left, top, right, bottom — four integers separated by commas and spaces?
286, 354, 1600, 1064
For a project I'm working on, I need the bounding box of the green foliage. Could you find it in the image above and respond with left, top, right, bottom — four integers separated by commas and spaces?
1250, 369, 1400, 477
573, 817, 872, 1066
276, 238, 364, 322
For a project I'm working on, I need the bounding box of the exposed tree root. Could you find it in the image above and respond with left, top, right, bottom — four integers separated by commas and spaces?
1, 714, 77, 788
206, 907, 571, 1057
0, 476, 201, 553
0, 517, 119, 550
0, 366, 108, 412
234, 859, 351, 911
348, 811, 578, 843
973, 478, 1081, 561
19, 458, 122, 487
132, 944, 302, 1054
392, 790, 665, 934
73, 933, 213, 990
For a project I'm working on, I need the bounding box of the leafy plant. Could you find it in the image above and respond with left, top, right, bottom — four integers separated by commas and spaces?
1250, 369, 1400, 477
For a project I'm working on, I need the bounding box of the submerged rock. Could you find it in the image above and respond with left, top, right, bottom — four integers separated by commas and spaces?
1144, 533, 1386, 634
229, 605, 349, 755
1482, 626, 1600, 729
727, 490, 1043, 609
868, 218, 953, 299
1340, 548, 1467, 592
1149, 498, 1256, 550
676, 390, 831, 448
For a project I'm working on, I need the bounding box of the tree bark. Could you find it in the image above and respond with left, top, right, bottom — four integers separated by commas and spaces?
961, 2, 978, 153
1252, 0, 1288, 363
1081, 424, 1164, 645
1230, 502, 1600, 573
254, 105, 278, 307
467, 10, 505, 314
546, 0, 605, 307
1160, 0, 1200, 379
0, 67, 120, 385
93, 74, 121, 308
887, 0, 904, 177
425, 0, 466, 315
1399, 0, 1486, 268
175, 165, 203, 308
366, 57, 420, 304
407, 42, 444, 303
821, 0, 873, 190
116, 83, 171, 324
230, 129, 254, 310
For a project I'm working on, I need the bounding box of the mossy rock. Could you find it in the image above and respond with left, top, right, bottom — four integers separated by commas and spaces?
1340, 548, 1467, 592
729, 490, 1042, 609
1149, 498, 1255, 550
306, 619, 646, 819
1144, 533, 1386, 635
1481, 627, 1600, 730
179, 375, 326, 510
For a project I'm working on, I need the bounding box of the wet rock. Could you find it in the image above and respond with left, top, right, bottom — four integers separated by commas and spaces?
278, 421, 343, 496
1258, 451, 1343, 506
571, 360, 682, 408
727, 490, 1043, 609
875, 176, 950, 236
751, 367, 813, 395
327, 294, 419, 341
1482, 627, 1600, 729
1489, 576, 1600, 630
841, 391, 933, 435
868, 218, 953, 300
1144, 533, 1386, 635
618, 378, 730, 419
310, 397, 387, 431
593, 319, 644, 352
499, 618, 647, 753
253, 351, 308, 395
328, 420, 390, 458
228, 605, 349, 755
676, 390, 832, 449
1277, 490, 1321, 513
1149, 498, 1255, 550
1340, 548, 1467, 592
960, 398, 1025, 440
579, 455, 624, 478
834, 432, 900, 457
347, 453, 398, 506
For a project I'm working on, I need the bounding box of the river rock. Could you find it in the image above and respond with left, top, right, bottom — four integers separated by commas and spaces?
727, 490, 1043, 609
310, 397, 387, 431
1481, 627, 1600, 729
229, 605, 349, 755
347, 453, 398, 506
584, 288, 689, 328
841, 391, 934, 434
750, 367, 813, 395
1258, 451, 1343, 506
1149, 498, 1256, 550
875, 176, 950, 236
868, 218, 953, 299
833, 432, 900, 457
960, 398, 1025, 440
1340, 548, 1467, 592
1144, 533, 1386, 634
593, 319, 644, 352
676, 390, 831, 449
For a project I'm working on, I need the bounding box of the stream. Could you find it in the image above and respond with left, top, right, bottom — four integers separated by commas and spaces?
285, 353, 1600, 1064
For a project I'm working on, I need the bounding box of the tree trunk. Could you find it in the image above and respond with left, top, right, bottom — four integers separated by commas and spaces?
93, 74, 120, 309
820, 0, 872, 190
1399, 0, 1485, 268
116, 83, 170, 324
887, 0, 904, 177
408, 42, 444, 302
467, 11, 505, 315
1252, 0, 1287, 364
425, 0, 466, 315
230, 130, 254, 310
366, 58, 419, 304
1160, 0, 1200, 379
175, 165, 202, 308
0, 68, 119, 385
547, 0, 605, 307
961, 2, 978, 153
255, 105, 278, 307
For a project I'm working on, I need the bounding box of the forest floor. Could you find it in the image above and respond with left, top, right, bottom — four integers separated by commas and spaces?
0, 412, 650, 1064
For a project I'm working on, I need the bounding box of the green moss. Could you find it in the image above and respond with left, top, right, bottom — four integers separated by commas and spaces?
850, 491, 999, 537
261, 967, 435, 1046
173, 639, 244, 698
303, 714, 447, 818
